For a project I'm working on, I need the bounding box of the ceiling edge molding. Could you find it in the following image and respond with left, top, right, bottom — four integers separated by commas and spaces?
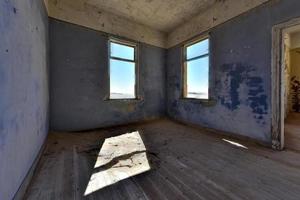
45, 0, 167, 48
167, 0, 270, 48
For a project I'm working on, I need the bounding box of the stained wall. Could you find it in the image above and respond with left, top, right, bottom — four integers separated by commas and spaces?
167, 0, 300, 143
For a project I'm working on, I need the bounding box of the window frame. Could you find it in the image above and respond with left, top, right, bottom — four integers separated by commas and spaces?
182, 36, 211, 101
108, 38, 139, 100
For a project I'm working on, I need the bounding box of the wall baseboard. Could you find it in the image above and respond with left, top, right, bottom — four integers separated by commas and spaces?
13, 138, 47, 200
169, 117, 272, 149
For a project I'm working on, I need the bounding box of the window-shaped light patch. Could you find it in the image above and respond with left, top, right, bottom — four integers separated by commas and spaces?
184, 38, 210, 99
109, 40, 136, 99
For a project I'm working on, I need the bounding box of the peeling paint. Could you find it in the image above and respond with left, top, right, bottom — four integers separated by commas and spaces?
247, 77, 268, 122
219, 63, 250, 111
218, 63, 268, 122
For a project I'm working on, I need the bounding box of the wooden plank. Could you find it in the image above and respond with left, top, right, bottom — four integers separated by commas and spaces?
24, 120, 300, 200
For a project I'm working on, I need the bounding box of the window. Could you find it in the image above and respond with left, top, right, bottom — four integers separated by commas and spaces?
109, 39, 137, 99
183, 37, 210, 100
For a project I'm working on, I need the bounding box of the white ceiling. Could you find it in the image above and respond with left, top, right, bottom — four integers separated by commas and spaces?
86, 0, 217, 33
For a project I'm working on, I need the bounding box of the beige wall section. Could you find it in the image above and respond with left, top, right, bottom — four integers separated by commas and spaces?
44, 0, 166, 48
283, 33, 292, 117
283, 31, 300, 114
44, 0, 270, 48
290, 48, 300, 80
167, 0, 269, 48
290, 32, 300, 49
43, 0, 48, 13
282, 26, 300, 114
289, 48, 300, 112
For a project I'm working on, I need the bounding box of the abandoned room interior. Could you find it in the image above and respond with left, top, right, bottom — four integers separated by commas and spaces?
2, 0, 300, 199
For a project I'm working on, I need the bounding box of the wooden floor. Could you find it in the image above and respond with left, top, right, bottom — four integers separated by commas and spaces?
285, 112, 300, 151
25, 119, 300, 200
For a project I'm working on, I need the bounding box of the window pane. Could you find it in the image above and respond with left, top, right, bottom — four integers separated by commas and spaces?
186, 56, 209, 99
186, 39, 209, 60
111, 42, 134, 60
110, 59, 135, 99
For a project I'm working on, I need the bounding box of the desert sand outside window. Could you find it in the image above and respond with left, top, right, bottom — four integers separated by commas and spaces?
183, 37, 210, 100
109, 39, 137, 99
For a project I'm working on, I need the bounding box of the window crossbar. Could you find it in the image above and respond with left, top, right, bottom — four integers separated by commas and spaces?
110, 56, 135, 63
185, 53, 209, 62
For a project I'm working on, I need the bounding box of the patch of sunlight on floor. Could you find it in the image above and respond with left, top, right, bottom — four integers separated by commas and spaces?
84, 131, 151, 196
222, 139, 248, 149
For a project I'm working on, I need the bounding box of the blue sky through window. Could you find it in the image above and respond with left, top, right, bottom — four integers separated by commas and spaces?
111, 42, 134, 60
186, 57, 209, 99
186, 39, 209, 59
110, 41, 136, 99
186, 39, 209, 99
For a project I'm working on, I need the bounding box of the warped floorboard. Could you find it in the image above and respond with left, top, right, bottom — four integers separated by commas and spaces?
24, 119, 300, 200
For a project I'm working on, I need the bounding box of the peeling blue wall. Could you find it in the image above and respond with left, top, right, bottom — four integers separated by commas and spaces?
50, 19, 166, 131
167, 0, 300, 143
0, 0, 49, 199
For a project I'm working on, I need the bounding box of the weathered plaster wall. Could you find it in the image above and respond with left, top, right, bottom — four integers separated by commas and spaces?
0, 0, 49, 199
45, 0, 166, 48
167, 0, 300, 143
50, 19, 166, 131
71, 0, 217, 33
44, 0, 272, 48
167, 0, 269, 48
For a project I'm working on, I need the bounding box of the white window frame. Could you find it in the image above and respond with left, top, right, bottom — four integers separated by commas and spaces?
182, 36, 210, 100
108, 38, 138, 100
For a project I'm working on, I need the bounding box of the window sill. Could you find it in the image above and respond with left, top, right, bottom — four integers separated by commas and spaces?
180, 98, 217, 106
103, 96, 143, 102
